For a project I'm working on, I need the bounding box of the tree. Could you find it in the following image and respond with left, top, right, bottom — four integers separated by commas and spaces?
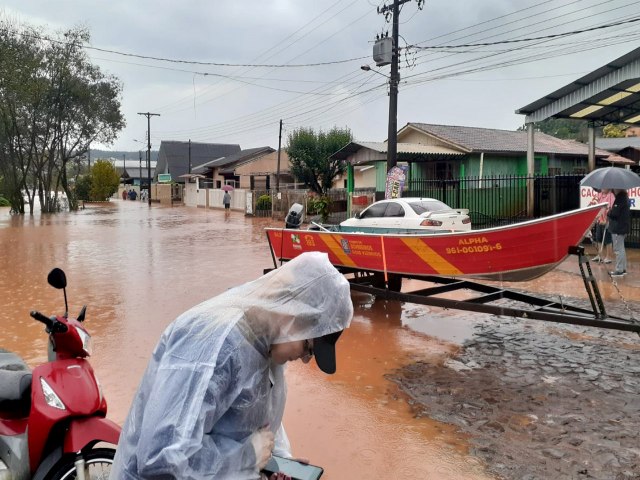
602, 124, 626, 138
89, 160, 119, 201
286, 127, 352, 196
0, 19, 44, 214
518, 118, 589, 142
0, 19, 125, 214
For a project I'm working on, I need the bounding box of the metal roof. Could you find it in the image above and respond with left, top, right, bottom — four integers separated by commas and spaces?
156, 141, 241, 181
210, 146, 274, 170
516, 46, 640, 125
191, 146, 274, 175
191, 157, 225, 173
114, 164, 156, 179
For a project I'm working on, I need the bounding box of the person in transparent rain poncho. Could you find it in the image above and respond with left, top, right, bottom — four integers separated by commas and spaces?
110, 252, 353, 480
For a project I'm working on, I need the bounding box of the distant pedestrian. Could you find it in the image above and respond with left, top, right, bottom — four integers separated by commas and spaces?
223, 191, 231, 211
607, 189, 631, 277
122, 189, 127, 201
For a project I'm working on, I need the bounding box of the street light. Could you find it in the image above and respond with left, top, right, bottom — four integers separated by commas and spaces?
360, 64, 390, 78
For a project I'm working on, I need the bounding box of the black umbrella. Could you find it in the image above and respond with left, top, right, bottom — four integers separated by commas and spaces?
580, 167, 640, 190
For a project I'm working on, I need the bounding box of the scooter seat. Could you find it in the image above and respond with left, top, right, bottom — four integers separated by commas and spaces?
0, 351, 29, 371
0, 352, 32, 415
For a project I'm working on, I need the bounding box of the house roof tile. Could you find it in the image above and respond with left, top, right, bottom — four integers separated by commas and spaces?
407, 123, 610, 156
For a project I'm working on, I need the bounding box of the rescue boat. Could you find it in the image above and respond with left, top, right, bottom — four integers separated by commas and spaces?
265, 203, 603, 282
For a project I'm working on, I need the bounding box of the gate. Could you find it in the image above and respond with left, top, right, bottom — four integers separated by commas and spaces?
534, 175, 582, 218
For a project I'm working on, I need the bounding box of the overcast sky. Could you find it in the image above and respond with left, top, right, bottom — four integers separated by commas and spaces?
2, 0, 640, 152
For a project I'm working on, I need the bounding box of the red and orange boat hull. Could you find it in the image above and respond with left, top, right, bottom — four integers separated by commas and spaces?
265, 204, 602, 282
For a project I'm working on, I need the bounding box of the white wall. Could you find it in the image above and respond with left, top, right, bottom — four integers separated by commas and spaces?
208, 189, 246, 211
198, 188, 208, 207
185, 186, 247, 210
184, 183, 197, 207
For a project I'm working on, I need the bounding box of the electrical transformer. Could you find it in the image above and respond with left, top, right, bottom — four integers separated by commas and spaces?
373, 37, 393, 67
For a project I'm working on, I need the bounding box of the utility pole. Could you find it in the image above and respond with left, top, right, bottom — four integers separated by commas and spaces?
139, 150, 142, 191
276, 119, 283, 192
188, 139, 192, 174
138, 112, 160, 206
377, 0, 422, 173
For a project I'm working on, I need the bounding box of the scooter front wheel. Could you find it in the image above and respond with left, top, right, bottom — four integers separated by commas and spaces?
45, 448, 115, 480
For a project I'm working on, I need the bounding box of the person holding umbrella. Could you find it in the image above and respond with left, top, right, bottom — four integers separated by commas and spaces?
580, 166, 639, 277
607, 189, 631, 277
589, 188, 614, 264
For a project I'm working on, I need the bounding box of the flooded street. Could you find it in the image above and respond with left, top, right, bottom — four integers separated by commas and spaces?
2, 202, 639, 479
1, 202, 494, 479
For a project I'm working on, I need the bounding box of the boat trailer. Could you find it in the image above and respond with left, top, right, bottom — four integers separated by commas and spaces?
336, 246, 640, 335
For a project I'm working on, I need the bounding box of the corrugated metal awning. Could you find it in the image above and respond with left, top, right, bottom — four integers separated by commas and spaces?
516, 46, 640, 126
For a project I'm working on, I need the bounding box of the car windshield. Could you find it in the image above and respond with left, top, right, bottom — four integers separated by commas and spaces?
408, 200, 452, 215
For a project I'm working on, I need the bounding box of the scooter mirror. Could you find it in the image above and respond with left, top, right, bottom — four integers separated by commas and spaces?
47, 268, 67, 289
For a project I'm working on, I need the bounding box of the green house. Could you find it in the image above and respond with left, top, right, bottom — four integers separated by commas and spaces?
331, 123, 616, 192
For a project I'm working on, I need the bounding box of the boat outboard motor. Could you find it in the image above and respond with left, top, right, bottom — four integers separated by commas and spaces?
285, 203, 304, 229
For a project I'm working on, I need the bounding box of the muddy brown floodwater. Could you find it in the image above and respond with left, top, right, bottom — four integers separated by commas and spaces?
0, 202, 492, 479
1, 202, 638, 479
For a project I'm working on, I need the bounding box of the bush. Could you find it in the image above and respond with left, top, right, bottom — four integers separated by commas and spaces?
307, 195, 331, 223
74, 175, 92, 201
0, 196, 9, 207
256, 194, 272, 211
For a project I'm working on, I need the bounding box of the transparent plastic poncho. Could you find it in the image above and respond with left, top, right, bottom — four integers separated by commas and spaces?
110, 252, 353, 480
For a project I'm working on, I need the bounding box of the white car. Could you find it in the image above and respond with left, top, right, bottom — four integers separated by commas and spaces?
340, 197, 471, 233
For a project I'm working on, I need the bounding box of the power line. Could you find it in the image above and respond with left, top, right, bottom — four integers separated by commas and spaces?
123, 1, 640, 146
407, 15, 640, 50
151, 0, 368, 113
404, 2, 640, 79
405, 0, 612, 67
13, 30, 367, 69
180, 2, 624, 141
155, 3, 374, 115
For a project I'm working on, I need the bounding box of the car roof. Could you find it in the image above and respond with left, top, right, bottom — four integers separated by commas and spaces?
380, 197, 439, 203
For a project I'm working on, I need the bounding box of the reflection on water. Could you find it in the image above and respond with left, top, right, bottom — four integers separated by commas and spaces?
0, 203, 496, 479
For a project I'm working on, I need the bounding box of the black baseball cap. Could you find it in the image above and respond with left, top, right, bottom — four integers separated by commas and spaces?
313, 330, 343, 374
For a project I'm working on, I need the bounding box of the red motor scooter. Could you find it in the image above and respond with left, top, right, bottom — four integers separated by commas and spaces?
0, 268, 120, 480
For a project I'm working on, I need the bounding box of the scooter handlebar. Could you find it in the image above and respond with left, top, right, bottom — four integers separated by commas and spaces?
30, 310, 53, 326
30, 311, 68, 333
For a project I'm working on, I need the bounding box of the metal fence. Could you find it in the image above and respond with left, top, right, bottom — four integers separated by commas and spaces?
249, 175, 639, 247
408, 174, 639, 247
250, 189, 368, 223
407, 175, 585, 227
